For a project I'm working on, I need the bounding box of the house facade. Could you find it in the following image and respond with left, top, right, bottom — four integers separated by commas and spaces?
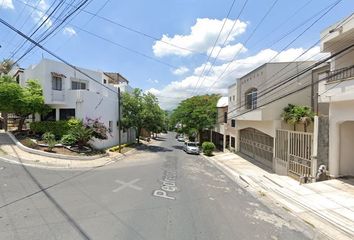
227, 61, 316, 170
9, 58, 135, 149
317, 14, 354, 177
211, 96, 228, 151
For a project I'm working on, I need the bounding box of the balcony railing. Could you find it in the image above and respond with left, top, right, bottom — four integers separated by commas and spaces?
327, 65, 354, 83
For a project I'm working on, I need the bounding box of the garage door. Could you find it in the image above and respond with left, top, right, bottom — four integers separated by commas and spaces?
240, 128, 273, 168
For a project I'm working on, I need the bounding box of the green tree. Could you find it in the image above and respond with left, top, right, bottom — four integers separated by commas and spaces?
281, 104, 315, 132
170, 94, 220, 142
122, 88, 166, 142
0, 76, 49, 131
121, 88, 145, 143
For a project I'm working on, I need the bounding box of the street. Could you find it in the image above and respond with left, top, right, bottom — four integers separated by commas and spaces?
0, 132, 309, 240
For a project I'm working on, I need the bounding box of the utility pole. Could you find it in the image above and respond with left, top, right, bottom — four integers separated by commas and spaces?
118, 87, 121, 153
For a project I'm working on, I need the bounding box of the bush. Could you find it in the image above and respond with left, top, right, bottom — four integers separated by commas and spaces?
61, 134, 77, 146
70, 125, 93, 149
30, 121, 70, 138
42, 132, 56, 151
202, 141, 215, 156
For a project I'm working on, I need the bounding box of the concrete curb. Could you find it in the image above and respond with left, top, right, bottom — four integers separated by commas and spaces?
201, 153, 353, 240
6, 132, 108, 161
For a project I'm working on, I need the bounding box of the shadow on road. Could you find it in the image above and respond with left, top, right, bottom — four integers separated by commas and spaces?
152, 136, 167, 141
171, 145, 184, 150
137, 145, 172, 153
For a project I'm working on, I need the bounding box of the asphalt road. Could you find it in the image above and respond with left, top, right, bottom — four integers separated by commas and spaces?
0, 132, 310, 240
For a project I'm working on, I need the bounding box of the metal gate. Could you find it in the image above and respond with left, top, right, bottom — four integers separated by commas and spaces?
240, 128, 273, 168
274, 129, 314, 179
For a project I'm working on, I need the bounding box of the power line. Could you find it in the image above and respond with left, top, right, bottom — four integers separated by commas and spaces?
191, 0, 238, 95
12, 0, 92, 66
204, 0, 342, 94
197, 0, 279, 94
193, 0, 249, 95
0, 16, 120, 95
208, 0, 346, 104
11, 0, 183, 70
226, 43, 354, 119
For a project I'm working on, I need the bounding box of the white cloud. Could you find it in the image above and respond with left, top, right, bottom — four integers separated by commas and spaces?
147, 78, 159, 84
31, 0, 53, 28
63, 27, 76, 37
149, 46, 327, 110
172, 66, 189, 75
0, 0, 14, 9
153, 18, 247, 57
207, 43, 247, 61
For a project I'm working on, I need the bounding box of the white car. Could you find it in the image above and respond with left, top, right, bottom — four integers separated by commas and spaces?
177, 136, 185, 142
183, 142, 200, 154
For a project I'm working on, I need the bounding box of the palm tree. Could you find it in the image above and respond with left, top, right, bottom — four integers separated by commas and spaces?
0, 59, 15, 75
281, 104, 314, 132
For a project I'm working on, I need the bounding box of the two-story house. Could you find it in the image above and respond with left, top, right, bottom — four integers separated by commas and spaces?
317, 14, 354, 177
211, 96, 228, 151
231, 61, 315, 169
10, 58, 135, 149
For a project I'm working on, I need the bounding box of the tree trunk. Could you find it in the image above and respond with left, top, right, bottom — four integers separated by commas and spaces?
17, 116, 26, 131
304, 123, 307, 132
293, 124, 296, 131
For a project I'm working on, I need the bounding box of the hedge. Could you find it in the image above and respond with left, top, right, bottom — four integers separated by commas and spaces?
30, 120, 70, 138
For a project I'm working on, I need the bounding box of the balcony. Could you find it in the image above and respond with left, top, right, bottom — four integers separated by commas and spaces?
51, 90, 65, 103
327, 65, 354, 83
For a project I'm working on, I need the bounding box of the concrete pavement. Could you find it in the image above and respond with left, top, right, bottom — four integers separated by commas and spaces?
205, 152, 354, 240
0, 132, 314, 239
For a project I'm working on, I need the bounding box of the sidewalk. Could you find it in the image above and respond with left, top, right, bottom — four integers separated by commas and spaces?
205, 152, 354, 240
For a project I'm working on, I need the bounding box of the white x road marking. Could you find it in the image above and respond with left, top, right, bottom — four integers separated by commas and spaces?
113, 178, 142, 192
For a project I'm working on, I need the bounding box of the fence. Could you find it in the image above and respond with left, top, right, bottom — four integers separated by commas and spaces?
274, 129, 314, 179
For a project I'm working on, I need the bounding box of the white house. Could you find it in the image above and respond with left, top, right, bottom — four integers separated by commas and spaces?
317, 14, 354, 177
10, 58, 135, 149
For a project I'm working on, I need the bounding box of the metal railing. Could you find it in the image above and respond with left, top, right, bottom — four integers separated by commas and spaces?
327, 65, 354, 82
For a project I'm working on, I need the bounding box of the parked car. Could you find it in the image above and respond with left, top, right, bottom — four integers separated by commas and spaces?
183, 142, 200, 154
177, 135, 185, 142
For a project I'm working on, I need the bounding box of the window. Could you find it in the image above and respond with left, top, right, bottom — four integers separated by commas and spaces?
231, 119, 235, 127
103, 79, 107, 84
72, 81, 86, 90
233, 95, 235, 101
41, 109, 56, 121
231, 137, 235, 148
16, 75, 20, 84
59, 109, 75, 120
52, 76, 62, 90
224, 112, 227, 123
229, 96, 232, 102
109, 121, 113, 133
245, 88, 257, 110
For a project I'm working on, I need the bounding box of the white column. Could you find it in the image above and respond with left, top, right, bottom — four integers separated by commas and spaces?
55, 108, 60, 121
329, 121, 340, 177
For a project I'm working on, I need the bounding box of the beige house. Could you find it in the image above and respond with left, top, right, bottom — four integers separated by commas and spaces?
228, 61, 316, 170
317, 14, 354, 177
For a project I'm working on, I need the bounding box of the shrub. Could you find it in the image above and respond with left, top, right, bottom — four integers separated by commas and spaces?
84, 117, 108, 140
70, 125, 93, 149
42, 132, 56, 151
30, 121, 70, 138
67, 118, 82, 128
202, 141, 215, 156
61, 134, 77, 146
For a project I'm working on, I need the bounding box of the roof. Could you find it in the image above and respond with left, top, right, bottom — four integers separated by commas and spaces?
216, 96, 228, 108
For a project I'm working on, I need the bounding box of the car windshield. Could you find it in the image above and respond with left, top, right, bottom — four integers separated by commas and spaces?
188, 143, 197, 147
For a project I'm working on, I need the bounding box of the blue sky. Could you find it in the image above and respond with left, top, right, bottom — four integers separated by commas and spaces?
0, 0, 353, 109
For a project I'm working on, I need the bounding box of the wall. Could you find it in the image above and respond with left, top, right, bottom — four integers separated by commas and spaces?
317, 116, 329, 169
339, 121, 354, 176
